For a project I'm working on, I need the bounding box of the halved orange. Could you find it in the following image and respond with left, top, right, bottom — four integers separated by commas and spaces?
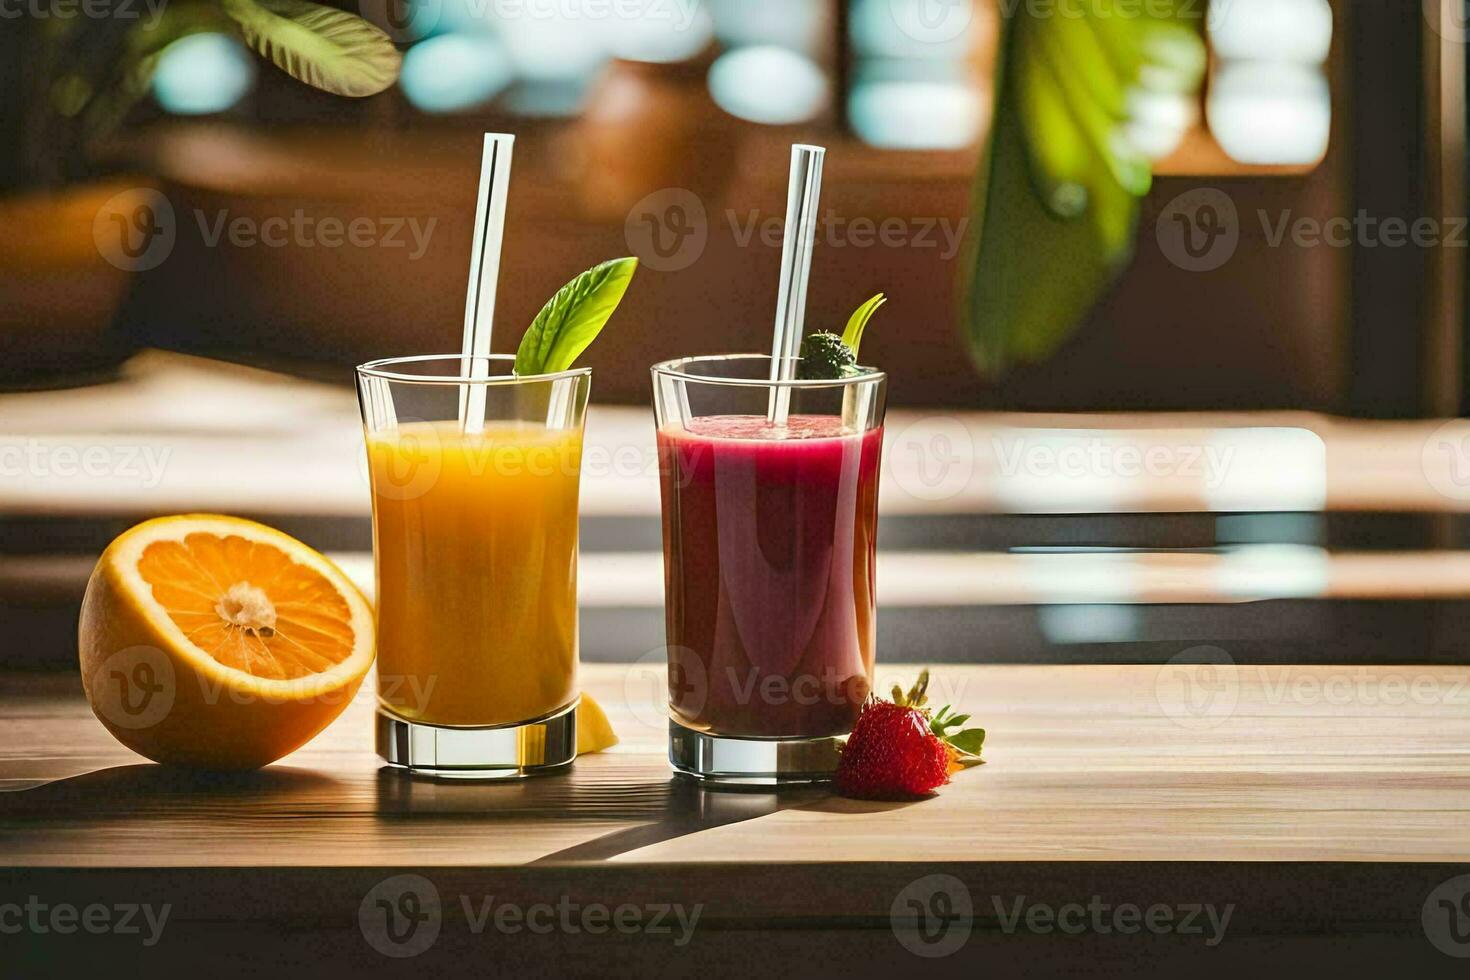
79, 515, 374, 770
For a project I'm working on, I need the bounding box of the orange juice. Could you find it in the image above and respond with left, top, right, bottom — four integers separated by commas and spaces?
366, 420, 582, 727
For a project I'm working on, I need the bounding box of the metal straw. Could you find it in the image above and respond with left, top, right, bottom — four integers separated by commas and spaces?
766, 143, 826, 426
459, 132, 515, 433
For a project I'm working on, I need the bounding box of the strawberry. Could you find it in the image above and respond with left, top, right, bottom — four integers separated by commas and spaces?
834, 670, 985, 801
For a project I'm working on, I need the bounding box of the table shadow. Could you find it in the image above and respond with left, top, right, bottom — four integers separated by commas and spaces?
375, 766, 836, 862
0, 763, 341, 819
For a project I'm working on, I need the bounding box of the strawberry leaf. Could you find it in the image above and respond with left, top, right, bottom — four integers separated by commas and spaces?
946, 728, 986, 756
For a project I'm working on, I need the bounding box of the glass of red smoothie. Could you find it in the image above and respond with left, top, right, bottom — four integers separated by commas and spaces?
651, 354, 886, 784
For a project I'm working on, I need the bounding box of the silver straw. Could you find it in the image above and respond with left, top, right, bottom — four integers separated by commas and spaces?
766, 143, 826, 426
459, 132, 515, 432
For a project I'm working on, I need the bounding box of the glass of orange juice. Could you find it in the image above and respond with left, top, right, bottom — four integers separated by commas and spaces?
356, 354, 590, 777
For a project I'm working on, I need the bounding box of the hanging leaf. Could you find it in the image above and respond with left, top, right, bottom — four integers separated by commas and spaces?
220, 0, 400, 97
964, 3, 1206, 376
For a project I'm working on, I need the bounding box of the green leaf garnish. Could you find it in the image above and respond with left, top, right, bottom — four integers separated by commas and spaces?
514, 257, 638, 376
840, 293, 887, 357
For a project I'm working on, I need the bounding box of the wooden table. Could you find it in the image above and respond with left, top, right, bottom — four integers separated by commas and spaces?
4, 664, 1470, 976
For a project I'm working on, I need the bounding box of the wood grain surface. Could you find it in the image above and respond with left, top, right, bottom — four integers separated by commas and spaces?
4, 663, 1470, 866
4, 664, 1470, 975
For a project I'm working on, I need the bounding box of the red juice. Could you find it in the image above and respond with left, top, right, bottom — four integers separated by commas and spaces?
656, 414, 882, 738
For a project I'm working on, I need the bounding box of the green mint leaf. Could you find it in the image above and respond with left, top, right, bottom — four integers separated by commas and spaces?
840, 292, 887, 357
514, 257, 638, 376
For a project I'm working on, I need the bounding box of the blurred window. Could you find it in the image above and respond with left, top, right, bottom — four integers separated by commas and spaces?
152, 33, 255, 116
1206, 0, 1333, 166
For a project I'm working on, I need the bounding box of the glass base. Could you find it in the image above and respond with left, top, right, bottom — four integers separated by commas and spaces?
376, 700, 577, 778
668, 719, 844, 786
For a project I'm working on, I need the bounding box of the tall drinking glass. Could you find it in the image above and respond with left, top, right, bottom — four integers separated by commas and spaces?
356, 354, 590, 776
652, 354, 886, 784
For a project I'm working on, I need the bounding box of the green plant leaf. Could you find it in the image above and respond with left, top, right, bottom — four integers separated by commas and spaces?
81, 2, 234, 140
515, 257, 639, 375
840, 293, 887, 358
964, 4, 1205, 375
220, 0, 400, 97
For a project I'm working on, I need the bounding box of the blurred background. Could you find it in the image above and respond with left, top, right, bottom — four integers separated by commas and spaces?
4, 0, 1470, 669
